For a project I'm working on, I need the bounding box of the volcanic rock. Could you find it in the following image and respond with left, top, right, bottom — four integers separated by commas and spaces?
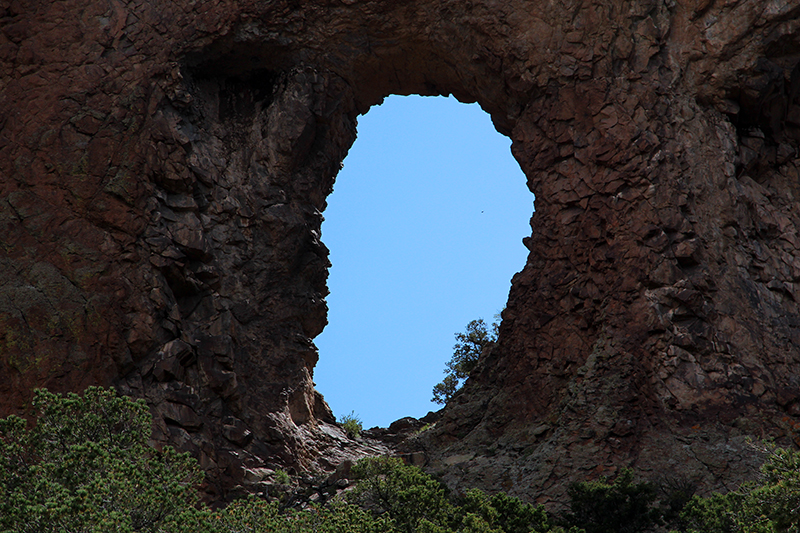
3, 0, 800, 504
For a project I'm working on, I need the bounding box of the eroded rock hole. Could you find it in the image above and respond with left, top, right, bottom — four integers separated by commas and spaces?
314, 95, 532, 429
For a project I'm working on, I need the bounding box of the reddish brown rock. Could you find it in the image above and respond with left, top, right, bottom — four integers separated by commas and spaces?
3, 0, 800, 504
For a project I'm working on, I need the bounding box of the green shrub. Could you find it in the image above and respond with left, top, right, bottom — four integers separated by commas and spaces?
561, 468, 661, 533
0, 387, 202, 533
678, 491, 754, 533
415, 423, 435, 436
348, 456, 572, 533
456, 488, 556, 533
177, 497, 393, 533
349, 456, 453, 533
751, 445, 800, 532
341, 411, 363, 439
677, 445, 800, 533
274, 468, 291, 485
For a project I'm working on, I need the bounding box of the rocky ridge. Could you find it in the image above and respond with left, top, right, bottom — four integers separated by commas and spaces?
3, 0, 800, 505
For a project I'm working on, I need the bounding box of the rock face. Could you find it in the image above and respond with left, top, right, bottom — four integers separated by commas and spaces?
3, 0, 800, 503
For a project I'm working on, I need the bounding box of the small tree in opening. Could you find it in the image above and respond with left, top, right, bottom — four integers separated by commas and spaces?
432, 317, 498, 405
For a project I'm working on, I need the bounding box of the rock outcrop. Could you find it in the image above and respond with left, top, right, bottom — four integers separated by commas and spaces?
3, 0, 800, 504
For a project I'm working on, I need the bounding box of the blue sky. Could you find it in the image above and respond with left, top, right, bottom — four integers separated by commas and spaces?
313, 95, 533, 429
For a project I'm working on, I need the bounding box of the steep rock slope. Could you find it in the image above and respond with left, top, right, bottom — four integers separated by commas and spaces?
2, 0, 800, 502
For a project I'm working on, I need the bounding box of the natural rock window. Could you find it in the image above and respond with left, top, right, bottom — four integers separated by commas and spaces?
6, 0, 800, 506
314, 95, 532, 428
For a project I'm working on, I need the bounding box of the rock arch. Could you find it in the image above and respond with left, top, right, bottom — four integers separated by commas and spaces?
3, 0, 800, 502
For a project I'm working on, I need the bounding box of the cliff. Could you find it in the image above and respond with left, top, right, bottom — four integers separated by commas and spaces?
3, 0, 800, 503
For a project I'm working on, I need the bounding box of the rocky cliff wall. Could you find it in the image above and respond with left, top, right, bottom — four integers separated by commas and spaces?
3, 0, 800, 503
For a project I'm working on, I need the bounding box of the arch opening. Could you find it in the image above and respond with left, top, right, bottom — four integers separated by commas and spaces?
314, 94, 533, 429
137, 22, 542, 489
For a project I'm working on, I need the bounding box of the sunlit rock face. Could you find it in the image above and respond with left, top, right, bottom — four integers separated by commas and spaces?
3, 0, 800, 503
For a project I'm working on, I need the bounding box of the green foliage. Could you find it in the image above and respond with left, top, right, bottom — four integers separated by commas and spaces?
561, 468, 661, 533
433, 318, 498, 405
0, 388, 390, 533
456, 488, 556, 533
676, 445, 800, 533
275, 469, 291, 485
348, 456, 569, 533
751, 445, 800, 532
554, 446, 800, 533
173, 497, 394, 533
415, 423, 435, 436
677, 491, 757, 533
340, 411, 364, 439
12, 386, 800, 533
0, 386, 202, 533
432, 375, 461, 407
349, 456, 453, 533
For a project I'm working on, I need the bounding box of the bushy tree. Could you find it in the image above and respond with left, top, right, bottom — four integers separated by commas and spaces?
677, 445, 800, 533
456, 488, 556, 533
0, 387, 202, 533
561, 468, 661, 533
348, 456, 453, 533
433, 318, 498, 405
677, 491, 757, 533
348, 456, 572, 533
751, 445, 800, 532
174, 497, 393, 533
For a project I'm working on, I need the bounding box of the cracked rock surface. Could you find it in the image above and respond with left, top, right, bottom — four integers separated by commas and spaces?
3, 0, 800, 504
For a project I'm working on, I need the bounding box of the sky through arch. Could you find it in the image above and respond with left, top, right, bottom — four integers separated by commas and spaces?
314, 95, 533, 429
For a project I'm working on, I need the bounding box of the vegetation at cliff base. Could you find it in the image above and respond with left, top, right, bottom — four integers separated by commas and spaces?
0, 387, 201, 533
3, 386, 800, 533
560, 468, 661, 533
347, 456, 574, 533
675, 443, 800, 533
